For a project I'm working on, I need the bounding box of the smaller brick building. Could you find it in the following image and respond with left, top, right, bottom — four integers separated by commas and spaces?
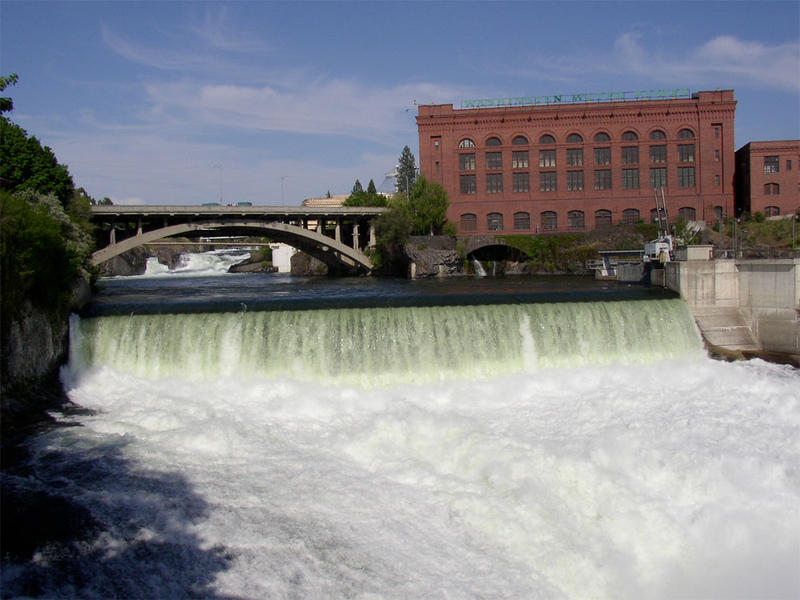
735, 141, 800, 217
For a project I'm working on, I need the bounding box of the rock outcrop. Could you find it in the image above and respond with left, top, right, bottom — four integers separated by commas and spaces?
403, 236, 464, 278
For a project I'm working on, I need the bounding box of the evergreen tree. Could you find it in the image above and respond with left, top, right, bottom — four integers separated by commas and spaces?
366, 179, 377, 194
351, 179, 363, 195
396, 145, 416, 195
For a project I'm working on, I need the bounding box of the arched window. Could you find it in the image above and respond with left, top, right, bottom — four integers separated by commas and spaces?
593, 132, 610, 143
622, 208, 640, 224
764, 183, 780, 195
678, 128, 695, 139
678, 207, 696, 221
541, 211, 557, 231
458, 138, 475, 148
765, 206, 780, 217
567, 133, 583, 143
487, 212, 504, 231
486, 137, 502, 146
513, 211, 530, 230
650, 130, 666, 140
594, 209, 612, 228
460, 213, 477, 232
539, 134, 556, 144
621, 131, 638, 141
713, 206, 724, 220
512, 135, 529, 145
568, 210, 585, 230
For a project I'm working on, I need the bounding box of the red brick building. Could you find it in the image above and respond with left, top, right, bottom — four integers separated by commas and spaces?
735, 140, 800, 217
417, 90, 736, 235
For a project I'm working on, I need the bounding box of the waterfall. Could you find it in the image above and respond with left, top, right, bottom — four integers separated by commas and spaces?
70, 299, 704, 387
472, 258, 487, 277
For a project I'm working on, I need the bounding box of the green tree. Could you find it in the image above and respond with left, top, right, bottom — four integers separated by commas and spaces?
366, 179, 377, 194
0, 117, 75, 206
406, 176, 449, 235
351, 179, 363, 195
396, 145, 416, 195
371, 203, 412, 274
0, 190, 82, 314
1, 73, 19, 114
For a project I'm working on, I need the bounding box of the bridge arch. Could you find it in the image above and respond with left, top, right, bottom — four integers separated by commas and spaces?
91, 220, 374, 275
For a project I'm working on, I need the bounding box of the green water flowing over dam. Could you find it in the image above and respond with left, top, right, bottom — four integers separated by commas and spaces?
71, 298, 704, 386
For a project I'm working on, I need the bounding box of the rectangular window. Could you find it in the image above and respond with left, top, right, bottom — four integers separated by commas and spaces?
487, 213, 503, 231
622, 146, 639, 164
539, 149, 556, 167
650, 145, 667, 163
622, 168, 639, 189
715, 174, 721, 186
678, 166, 695, 187
788, 160, 793, 171
512, 151, 529, 169
764, 156, 780, 173
435, 161, 439, 173
567, 148, 583, 166
594, 169, 611, 190
650, 167, 667, 188
459, 153, 475, 171
567, 170, 584, 191
594, 147, 611, 165
540, 172, 557, 192
460, 174, 476, 195
678, 144, 695, 163
486, 152, 502, 170
714, 126, 720, 138
513, 172, 529, 193
486, 173, 503, 193
714, 149, 720, 162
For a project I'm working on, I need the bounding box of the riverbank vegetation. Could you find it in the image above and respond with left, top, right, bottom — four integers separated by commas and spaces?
1, 74, 97, 400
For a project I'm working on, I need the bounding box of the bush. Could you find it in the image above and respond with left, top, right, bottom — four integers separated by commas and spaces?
0, 191, 82, 315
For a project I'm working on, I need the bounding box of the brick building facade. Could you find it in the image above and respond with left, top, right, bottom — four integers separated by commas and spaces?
735, 140, 800, 217
416, 90, 736, 235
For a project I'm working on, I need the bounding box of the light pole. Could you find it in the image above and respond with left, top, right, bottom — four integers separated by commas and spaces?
212, 164, 223, 203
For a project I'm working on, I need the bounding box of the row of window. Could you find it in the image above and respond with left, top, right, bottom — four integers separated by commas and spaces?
459, 145, 695, 171
457, 129, 696, 149
764, 156, 792, 173
460, 167, 698, 194
460, 206, 706, 232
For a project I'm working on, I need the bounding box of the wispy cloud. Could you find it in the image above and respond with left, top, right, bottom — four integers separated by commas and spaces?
187, 5, 270, 53
614, 33, 800, 92
508, 32, 800, 93
139, 78, 462, 144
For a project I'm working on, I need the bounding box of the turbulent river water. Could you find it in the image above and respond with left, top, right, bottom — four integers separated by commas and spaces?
3, 249, 799, 599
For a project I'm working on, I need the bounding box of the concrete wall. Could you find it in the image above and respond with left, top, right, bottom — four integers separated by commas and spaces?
667, 258, 799, 355
738, 260, 800, 354
665, 259, 739, 309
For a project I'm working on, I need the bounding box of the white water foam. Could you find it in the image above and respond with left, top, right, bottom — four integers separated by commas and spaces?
125, 249, 252, 278
10, 357, 794, 599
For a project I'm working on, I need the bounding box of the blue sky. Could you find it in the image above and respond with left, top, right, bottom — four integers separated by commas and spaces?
2, 1, 798, 205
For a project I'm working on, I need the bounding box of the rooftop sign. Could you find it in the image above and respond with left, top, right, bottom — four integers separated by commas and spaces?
460, 88, 691, 109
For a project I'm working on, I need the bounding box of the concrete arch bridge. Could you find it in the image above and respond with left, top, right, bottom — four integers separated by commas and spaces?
89, 205, 388, 276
